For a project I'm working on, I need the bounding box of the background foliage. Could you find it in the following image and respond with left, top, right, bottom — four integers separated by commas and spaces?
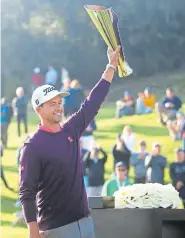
2, 0, 185, 98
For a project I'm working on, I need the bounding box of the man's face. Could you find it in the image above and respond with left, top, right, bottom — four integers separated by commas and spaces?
92, 151, 99, 158
123, 127, 132, 136
166, 89, 174, 98
124, 94, 131, 100
176, 151, 185, 163
115, 166, 127, 180
37, 95, 63, 124
152, 145, 161, 155
140, 145, 146, 152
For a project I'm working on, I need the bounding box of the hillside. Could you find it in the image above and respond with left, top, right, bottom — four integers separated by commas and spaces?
1, 72, 185, 237
106, 71, 185, 102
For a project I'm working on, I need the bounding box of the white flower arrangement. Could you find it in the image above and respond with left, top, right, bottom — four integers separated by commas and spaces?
114, 183, 181, 209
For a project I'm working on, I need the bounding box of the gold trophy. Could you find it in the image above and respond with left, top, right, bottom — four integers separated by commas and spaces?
84, 5, 133, 78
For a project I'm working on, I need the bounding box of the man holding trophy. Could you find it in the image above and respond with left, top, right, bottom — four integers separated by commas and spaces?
19, 46, 120, 238
19, 5, 132, 238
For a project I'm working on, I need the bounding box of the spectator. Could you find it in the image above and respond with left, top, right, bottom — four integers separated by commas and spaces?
32, 67, 44, 91
115, 91, 135, 118
130, 140, 149, 183
61, 78, 72, 118
61, 67, 69, 85
136, 87, 155, 114
79, 139, 89, 189
101, 162, 131, 196
120, 125, 136, 153
69, 79, 85, 113
170, 148, 185, 208
1, 145, 14, 191
156, 87, 182, 125
1, 98, 13, 147
182, 124, 185, 151
145, 142, 167, 184
81, 119, 97, 152
167, 111, 185, 140
12, 87, 28, 139
112, 135, 131, 171
17, 134, 32, 166
45, 65, 58, 87
84, 146, 107, 196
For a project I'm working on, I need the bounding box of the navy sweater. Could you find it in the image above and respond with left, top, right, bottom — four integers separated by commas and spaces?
84, 149, 107, 186
19, 79, 110, 231
162, 96, 182, 110
170, 162, 185, 199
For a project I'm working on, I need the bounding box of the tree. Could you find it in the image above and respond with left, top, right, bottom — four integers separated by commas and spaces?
1, 0, 185, 99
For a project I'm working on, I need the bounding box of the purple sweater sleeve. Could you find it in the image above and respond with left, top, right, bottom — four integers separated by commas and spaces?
64, 79, 111, 137
19, 143, 41, 223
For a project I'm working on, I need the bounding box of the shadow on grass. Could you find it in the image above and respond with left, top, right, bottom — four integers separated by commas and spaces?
99, 124, 169, 137
96, 104, 115, 120
6, 146, 17, 151
130, 124, 169, 136
1, 220, 26, 228
99, 124, 123, 133
95, 134, 116, 140
1, 198, 17, 214
3, 165, 18, 173
1, 195, 17, 203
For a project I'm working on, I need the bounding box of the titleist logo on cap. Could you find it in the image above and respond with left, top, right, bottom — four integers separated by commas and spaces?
43, 86, 55, 96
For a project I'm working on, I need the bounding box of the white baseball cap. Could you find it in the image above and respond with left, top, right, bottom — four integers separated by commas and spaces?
32, 85, 70, 110
33, 67, 40, 74
152, 142, 161, 148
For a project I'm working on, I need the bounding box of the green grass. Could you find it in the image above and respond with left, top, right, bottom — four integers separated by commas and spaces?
1, 104, 183, 237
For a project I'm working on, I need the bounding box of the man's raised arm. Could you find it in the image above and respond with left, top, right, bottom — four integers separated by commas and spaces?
64, 46, 121, 137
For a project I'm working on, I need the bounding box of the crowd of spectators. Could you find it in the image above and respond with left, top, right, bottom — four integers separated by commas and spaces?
80, 125, 185, 208
1, 69, 185, 226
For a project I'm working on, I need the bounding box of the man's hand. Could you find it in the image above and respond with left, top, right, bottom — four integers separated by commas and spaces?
107, 46, 121, 68
28, 222, 41, 238
102, 46, 121, 83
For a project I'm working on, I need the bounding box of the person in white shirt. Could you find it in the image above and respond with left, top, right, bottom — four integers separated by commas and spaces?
121, 125, 136, 153
45, 65, 58, 87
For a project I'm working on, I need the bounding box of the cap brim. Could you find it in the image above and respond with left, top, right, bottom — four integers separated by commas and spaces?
59, 92, 70, 98
33, 91, 70, 110
152, 143, 161, 148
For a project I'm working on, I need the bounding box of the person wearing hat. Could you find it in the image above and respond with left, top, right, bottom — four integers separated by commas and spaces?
115, 90, 135, 118
0, 97, 13, 147
112, 134, 131, 171
19, 46, 120, 238
81, 119, 97, 152
0, 145, 14, 191
101, 162, 131, 196
32, 67, 44, 91
167, 111, 185, 140
156, 87, 182, 125
170, 148, 185, 208
136, 87, 155, 115
69, 79, 85, 114
83, 146, 107, 196
12, 87, 28, 140
145, 142, 167, 184
45, 65, 58, 87
130, 140, 149, 183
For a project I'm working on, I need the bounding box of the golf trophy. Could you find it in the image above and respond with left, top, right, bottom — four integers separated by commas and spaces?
84, 5, 133, 78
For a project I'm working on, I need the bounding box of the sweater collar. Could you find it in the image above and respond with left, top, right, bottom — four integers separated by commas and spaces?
39, 124, 62, 133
